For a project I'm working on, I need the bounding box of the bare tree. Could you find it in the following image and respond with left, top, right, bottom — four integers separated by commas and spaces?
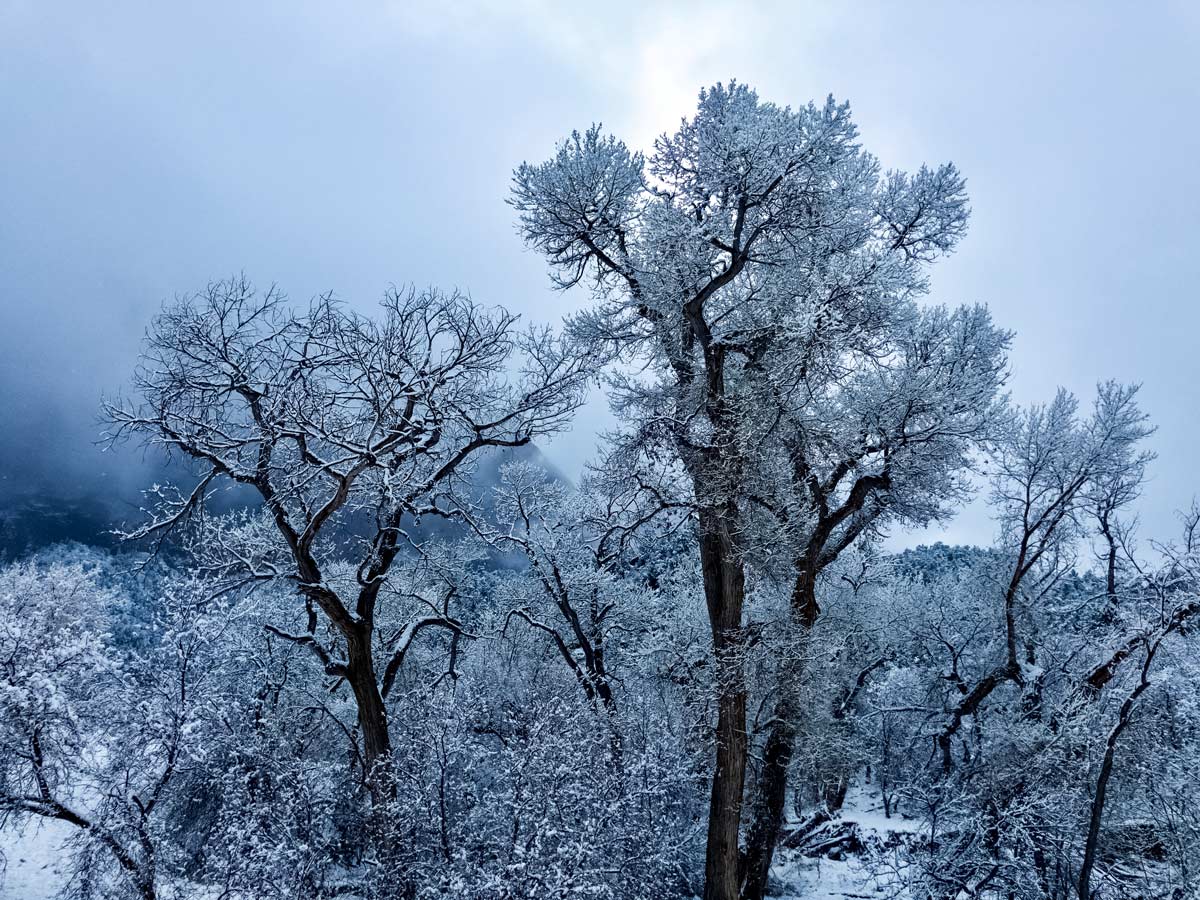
936, 384, 1153, 771
1087, 425, 1153, 616
105, 277, 592, 795
479, 461, 688, 731
1074, 503, 1200, 899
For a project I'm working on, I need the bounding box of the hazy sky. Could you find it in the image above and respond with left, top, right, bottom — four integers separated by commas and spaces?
2, 1, 1198, 548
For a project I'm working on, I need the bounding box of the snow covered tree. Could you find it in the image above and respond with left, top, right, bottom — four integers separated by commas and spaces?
477, 460, 687, 725
936, 383, 1153, 771
737, 301, 1008, 897
106, 276, 593, 796
0, 72, 1184, 900
482, 463, 624, 715
512, 82, 1005, 900
0, 562, 226, 900
834, 386, 1165, 899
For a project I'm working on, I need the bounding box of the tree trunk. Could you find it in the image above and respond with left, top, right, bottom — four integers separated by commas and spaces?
699, 503, 748, 900
740, 569, 820, 900
740, 694, 798, 900
1079, 646, 1154, 900
1098, 511, 1119, 623
345, 625, 394, 800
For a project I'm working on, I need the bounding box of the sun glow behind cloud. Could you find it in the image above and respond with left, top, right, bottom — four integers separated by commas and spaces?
2, 0, 1199, 550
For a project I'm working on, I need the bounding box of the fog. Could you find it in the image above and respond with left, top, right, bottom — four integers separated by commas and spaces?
2, 1, 1198, 554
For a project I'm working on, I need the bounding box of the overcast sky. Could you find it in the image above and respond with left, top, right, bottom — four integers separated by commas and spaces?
2, 1, 1198, 548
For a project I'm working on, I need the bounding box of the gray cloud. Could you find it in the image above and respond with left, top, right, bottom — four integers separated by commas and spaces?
1, 0, 1197, 551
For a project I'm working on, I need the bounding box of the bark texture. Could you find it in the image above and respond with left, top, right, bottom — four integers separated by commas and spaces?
699, 504, 749, 900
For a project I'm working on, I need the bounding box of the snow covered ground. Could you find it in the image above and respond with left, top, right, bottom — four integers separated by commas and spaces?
770, 782, 921, 899
0, 819, 70, 899
772, 856, 878, 900
0, 781, 916, 899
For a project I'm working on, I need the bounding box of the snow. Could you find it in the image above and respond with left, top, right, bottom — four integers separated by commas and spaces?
770, 781, 920, 899
0, 819, 70, 899
773, 856, 878, 900
1, 773, 922, 900
836, 784, 926, 836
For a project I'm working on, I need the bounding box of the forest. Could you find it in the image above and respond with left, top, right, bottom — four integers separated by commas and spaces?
2, 81, 1197, 900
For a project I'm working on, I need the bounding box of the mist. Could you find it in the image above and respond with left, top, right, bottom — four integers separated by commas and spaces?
2, 1, 1198, 554
3, 7, 1200, 898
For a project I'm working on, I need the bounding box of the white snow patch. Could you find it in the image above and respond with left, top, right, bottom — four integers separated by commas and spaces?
837, 783, 926, 836
773, 855, 878, 899
0, 819, 71, 899
770, 780, 921, 899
